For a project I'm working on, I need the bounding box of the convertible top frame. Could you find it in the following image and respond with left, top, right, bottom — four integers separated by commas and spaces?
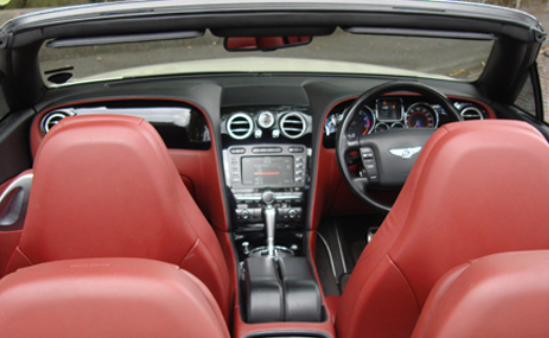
0, 0, 544, 110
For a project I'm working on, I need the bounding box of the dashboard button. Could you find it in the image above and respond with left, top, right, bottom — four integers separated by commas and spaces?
289, 146, 304, 153
230, 147, 246, 154
252, 208, 262, 219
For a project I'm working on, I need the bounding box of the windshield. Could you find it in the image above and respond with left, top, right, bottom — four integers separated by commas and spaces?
39, 28, 493, 86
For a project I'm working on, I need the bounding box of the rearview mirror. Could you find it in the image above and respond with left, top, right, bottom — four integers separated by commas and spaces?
224, 36, 312, 52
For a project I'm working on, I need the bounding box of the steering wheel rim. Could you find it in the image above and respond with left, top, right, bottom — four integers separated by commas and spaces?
335, 81, 463, 212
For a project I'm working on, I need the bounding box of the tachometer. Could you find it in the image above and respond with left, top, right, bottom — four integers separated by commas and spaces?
347, 106, 375, 139
406, 103, 437, 128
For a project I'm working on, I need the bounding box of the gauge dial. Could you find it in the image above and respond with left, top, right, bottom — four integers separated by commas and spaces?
257, 111, 275, 129
375, 123, 389, 133
406, 103, 437, 128
347, 106, 375, 139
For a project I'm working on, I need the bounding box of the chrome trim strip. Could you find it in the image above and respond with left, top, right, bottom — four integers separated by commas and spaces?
318, 232, 338, 282
335, 224, 348, 274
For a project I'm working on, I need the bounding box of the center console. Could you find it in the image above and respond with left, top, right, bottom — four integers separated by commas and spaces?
222, 107, 329, 333
222, 107, 313, 259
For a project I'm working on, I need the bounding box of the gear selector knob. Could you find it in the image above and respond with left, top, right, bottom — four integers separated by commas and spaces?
262, 191, 275, 205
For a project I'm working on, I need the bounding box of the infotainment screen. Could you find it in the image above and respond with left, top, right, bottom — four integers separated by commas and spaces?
241, 156, 294, 186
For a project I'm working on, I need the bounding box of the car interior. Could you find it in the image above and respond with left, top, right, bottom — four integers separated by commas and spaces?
0, 1, 549, 337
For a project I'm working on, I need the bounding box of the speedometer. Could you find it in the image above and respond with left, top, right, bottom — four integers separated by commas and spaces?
406, 103, 437, 128
347, 106, 375, 139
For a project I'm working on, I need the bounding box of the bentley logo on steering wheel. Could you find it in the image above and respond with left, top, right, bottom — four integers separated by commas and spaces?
389, 146, 422, 159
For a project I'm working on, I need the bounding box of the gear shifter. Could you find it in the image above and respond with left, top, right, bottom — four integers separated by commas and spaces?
248, 191, 294, 258
262, 191, 276, 256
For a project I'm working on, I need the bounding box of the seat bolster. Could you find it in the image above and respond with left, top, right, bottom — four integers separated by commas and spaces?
325, 295, 339, 324
336, 255, 420, 338
180, 238, 232, 323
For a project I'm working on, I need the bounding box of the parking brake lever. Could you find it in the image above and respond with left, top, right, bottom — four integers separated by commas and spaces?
262, 191, 276, 256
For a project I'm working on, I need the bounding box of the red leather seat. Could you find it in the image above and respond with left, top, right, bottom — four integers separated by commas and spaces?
335, 120, 549, 338
4, 115, 231, 322
0, 258, 230, 338
412, 251, 549, 338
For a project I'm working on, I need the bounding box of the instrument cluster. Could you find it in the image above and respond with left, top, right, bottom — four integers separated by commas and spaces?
324, 96, 488, 145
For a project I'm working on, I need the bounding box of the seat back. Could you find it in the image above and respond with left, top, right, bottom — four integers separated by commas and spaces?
412, 251, 549, 338
337, 121, 549, 338
5, 115, 231, 321
0, 258, 230, 338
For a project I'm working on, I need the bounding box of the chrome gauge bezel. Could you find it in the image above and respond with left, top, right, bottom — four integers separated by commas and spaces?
391, 121, 405, 129
257, 111, 276, 129
347, 105, 376, 139
405, 102, 439, 129
374, 122, 390, 133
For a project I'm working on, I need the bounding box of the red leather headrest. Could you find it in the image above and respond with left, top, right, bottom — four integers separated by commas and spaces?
0, 258, 230, 338
413, 251, 549, 338
19, 115, 201, 263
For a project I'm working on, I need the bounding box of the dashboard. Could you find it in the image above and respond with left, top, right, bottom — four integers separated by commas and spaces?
28, 76, 498, 242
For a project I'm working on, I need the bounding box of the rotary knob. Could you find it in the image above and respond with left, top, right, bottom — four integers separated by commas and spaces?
288, 209, 298, 219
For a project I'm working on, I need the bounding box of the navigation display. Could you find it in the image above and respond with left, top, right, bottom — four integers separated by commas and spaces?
376, 99, 402, 121
242, 156, 294, 186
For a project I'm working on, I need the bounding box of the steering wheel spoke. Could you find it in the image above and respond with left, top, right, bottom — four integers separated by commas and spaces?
351, 177, 369, 194
346, 139, 360, 151
335, 81, 463, 212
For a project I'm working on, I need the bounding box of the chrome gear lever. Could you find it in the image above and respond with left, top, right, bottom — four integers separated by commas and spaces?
262, 191, 276, 256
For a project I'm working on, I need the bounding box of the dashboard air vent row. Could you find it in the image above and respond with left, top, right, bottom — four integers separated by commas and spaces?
280, 112, 306, 139
40, 109, 76, 135
227, 113, 254, 140
459, 106, 484, 121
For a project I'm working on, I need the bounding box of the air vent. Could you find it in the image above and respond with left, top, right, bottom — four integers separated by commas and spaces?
227, 113, 254, 140
460, 106, 484, 121
280, 112, 306, 139
40, 109, 75, 135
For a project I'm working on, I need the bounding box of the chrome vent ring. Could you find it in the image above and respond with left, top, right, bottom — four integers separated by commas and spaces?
227, 113, 254, 140
460, 106, 484, 121
280, 112, 306, 139
40, 109, 75, 135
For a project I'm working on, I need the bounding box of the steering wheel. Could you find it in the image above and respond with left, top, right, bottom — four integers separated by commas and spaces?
336, 82, 463, 212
